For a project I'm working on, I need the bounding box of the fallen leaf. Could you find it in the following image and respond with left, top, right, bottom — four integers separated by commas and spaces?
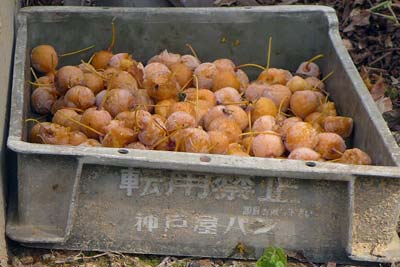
370, 77, 386, 100
376, 97, 393, 113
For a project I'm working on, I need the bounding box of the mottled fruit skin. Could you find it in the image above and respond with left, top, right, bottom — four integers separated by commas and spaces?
250, 97, 278, 123
252, 115, 276, 133
91, 50, 113, 70
207, 117, 242, 143
194, 63, 217, 89
31, 45, 58, 73
56, 66, 85, 95
257, 68, 292, 85
337, 148, 372, 165
52, 108, 81, 131
102, 89, 134, 117
262, 84, 292, 112
285, 122, 318, 152
83, 72, 104, 95
80, 108, 112, 139
108, 71, 138, 91
296, 62, 320, 78
125, 142, 148, 150
165, 111, 196, 133
290, 90, 319, 119
214, 87, 241, 105
184, 128, 211, 153
30, 122, 52, 143
68, 131, 88, 146
34, 123, 70, 145
244, 83, 268, 102
227, 143, 249, 157
212, 70, 241, 92
102, 127, 137, 148
64, 85, 96, 110
288, 147, 321, 161
315, 132, 346, 160
155, 98, 176, 119
286, 76, 311, 92
208, 131, 229, 154
170, 63, 193, 87
252, 133, 285, 158
323, 116, 353, 138
31, 87, 57, 114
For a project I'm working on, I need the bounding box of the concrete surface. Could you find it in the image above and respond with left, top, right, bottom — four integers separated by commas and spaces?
0, 0, 15, 265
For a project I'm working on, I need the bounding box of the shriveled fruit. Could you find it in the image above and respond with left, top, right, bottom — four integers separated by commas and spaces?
183, 88, 216, 107
213, 58, 235, 71
64, 85, 95, 110
215, 87, 242, 105
207, 117, 242, 143
138, 119, 167, 147
80, 107, 112, 139
193, 63, 217, 89
56, 66, 85, 94
227, 143, 249, 157
208, 131, 229, 154
165, 111, 196, 132
250, 97, 278, 123
296, 62, 320, 78
148, 49, 181, 68
212, 70, 241, 92
155, 98, 176, 119
125, 142, 148, 150
131, 89, 154, 113
244, 82, 268, 102
30, 122, 52, 143
68, 131, 88, 146
290, 90, 319, 119
31, 45, 58, 73
52, 108, 81, 131
102, 88, 134, 117
83, 72, 104, 95
257, 68, 292, 85
79, 138, 102, 147
181, 54, 201, 71
108, 71, 138, 92
286, 75, 311, 92
252, 115, 276, 133
288, 147, 321, 161
168, 101, 196, 118
179, 127, 211, 153
285, 122, 318, 152
236, 69, 249, 93
336, 148, 371, 165
252, 133, 284, 158
91, 50, 113, 70
262, 84, 292, 112
317, 102, 337, 117
31, 87, 57, 114
37, 123, 70, 145
323, 116, 353, 138
102, 127, 137, 148
170, 63, 193, 87
314, 132, 346, 160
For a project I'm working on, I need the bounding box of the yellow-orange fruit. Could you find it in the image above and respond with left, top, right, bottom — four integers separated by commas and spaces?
207, 117, 242, 143
215, 87, 242, 105
165, 111, 196, 133
212, 70, 241, 92
296, 62, 320, 78
277, 117, 303, 138
227, 143, 250, 157
68, 131, 88, 146
102, 89, 134, 117
213, 58, 235, 71
179, 127, 211, 153
31, 45, 58, 73
323, 116, 353, 138
257, 68, 292, 85
64, 85, 95, 110
30, 122, 52, 143
317, 102, 337, 117
252, 133, 285, 158
286, 75, 312, 92
290, 90, 319, 119
244, 82, 268, 102
36, 123, 70, 145
208, 131, 229, 154
91, 50, 113, 70
252, 115, 276, 133
102, 127, 137, 148
285, 122, 318, 152
168, 101, 196, 118
52, 108, 81, 131
170, 63, 193, 87
80, 108, 112, 139
79, 139, 102, 147
56, 66, 85, 94
337, 148, 372, 165
263, 84, 292, 112
236, 69, 250, 93
108, 71, 138, 91
315, 132, 346, 160
250, 97, 278, 123
31, 87, 57, 114
83, 73, 104, 95
288, 147, 321, 161
183, 88, 217, 107
193, 63, 217, 89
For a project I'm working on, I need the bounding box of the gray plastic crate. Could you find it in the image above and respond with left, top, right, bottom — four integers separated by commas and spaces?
7, 6, 400, 263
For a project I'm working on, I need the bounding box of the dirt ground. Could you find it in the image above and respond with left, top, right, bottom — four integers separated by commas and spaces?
9, 0, 400, 266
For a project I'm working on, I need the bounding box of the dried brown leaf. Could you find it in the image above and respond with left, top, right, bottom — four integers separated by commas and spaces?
370, 77, 386, 100
376, 97, 393, 113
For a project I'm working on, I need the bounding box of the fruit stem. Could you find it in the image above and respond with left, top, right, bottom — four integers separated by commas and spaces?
236, 64, 265, 71
220, 100, 249, 106
193, 74, 200, 121
180, 76, 194, 92
312, 71, 334, 95
266, 36, 272, 70
305, 54, 324, 70
25, 118, 42, 124
30, 67, 39, 81
246, 111, 253, 155
108, 17, 116, 52
80, 60, 107, 80
332, 148, 344, 156
277, 96, 288, 116
240, 131, 281, 137
64, 115, 104, 136
59, 45, 95, 58
186, 43, 200, 61
100, 73, 115, 109
88, 53, 96, 64
27, 81, 53, 87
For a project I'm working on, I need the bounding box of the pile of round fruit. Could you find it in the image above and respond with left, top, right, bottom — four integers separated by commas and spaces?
28, 44, 372, 165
